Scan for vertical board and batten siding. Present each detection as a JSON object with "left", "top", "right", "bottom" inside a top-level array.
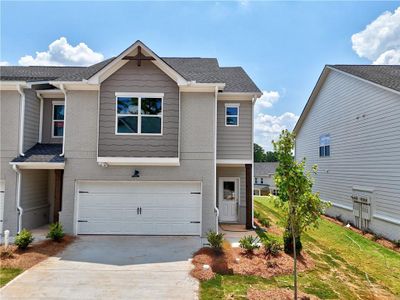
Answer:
[
  {"left": 217, "top": 100, "right": 252, "bottom": 160},
  {"left": 23, "top": 89, "right": 40, "bottom": 151},
  {"left": 98, "top": 61, "right": 179, "bottom": 157},
  {"left": 20, "top": 169, "right": 49, "bottom": 229},
  {"left": 295, "top": 70, "right": 400, "bottom": 238},
  {"left": 42, "top": 98, "right": 64, "bottom": 144}
]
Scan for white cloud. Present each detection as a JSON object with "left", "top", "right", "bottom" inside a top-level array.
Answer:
[
  {"left": 352, "top": 6, "right": 400, "bottom": 64},
  {"left": 0, "top": 61, "right": 9, "bottom": 66},
  {"left": 254, "top": 112, "right": 299, "bottom": 151},
  {"left": 18, "top": 37, "right": 104, "bottom": 66},
  {"left": 255, "top": 90, "right": 280, "bottom": 113}
]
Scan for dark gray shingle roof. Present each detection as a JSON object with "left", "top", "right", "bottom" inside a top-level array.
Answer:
[
  {"left": 0, "top": 57, "right": 260, "bottom": 93},
  {"left": 330, "top": 65, "right": 400, "bottom": 92},
  {"left": 12, "top": 144, "right": 64, "bottom": 163},
  {"left": 254, "top": 162, "right": 278, "bottom": 176}
]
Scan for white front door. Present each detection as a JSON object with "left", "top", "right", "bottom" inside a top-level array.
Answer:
[{"left": 219, "top": 177, "right": 239, "bottom": 222}]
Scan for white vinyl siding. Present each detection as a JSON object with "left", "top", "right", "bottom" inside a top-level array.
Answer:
[{"left": 295, "top": 70, "right": 400, "bottom": 233}]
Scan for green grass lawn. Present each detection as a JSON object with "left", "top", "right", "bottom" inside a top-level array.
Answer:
[
  {"left": 200, "top": 196, "right": 400, "bottom": 299},
  {"left": 0, "top": 268, "right": 22, "bottom": 287}
]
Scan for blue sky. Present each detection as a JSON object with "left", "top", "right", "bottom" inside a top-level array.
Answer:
[{"left": 1, "top": 1, "right": 399, "bottom": 150}]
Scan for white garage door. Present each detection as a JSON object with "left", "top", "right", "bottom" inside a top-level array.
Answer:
[{"left": 76, "top": 181, "right": 202, "bottom": 235}]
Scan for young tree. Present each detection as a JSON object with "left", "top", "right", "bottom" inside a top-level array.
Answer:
[{"left": 273, "top": 130, "right": 329, "bottom": 300}]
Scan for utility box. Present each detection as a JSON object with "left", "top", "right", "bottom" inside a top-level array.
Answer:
[{"left": 351, "top": 189, "right": 372, "bottom": 230}]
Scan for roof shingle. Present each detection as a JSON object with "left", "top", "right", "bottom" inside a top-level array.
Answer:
[{"left": 11, "top": 144, "right": 64, "bottom": 163}]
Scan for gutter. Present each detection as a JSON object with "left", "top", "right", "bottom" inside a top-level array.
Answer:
[
  {"left": 59, "top": 84, "right": 67, "bottom": 156},
  {"left": 16, "top": 84, "right": 25, "bottom": 156},
  {"left": 214, "top": 86, "right": 220, "bottom": 232},
  {"left": 251, "top": 95, "right": 257, "bottom": 229},
  {"left": 12, "top": 164, "right": 23, "bottom": 233}
]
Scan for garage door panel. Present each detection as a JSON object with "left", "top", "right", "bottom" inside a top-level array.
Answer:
[{"left": 77, "top": 181, "right": 201, "bottom": 235}]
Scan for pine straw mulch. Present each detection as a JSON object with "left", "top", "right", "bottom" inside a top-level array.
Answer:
[
  {"left": 247, "top": 287, "right": 319, "bottom": 300},
  {"left": 254, "top": 219, "right": 283, "bottom": 236},
  {"left": 323, "top": 215, "right": 400, "bottom": 253},
  {"left": 191, "top": 244, "right": 314, "bottom": 281},
  {"left": 0, "top": 236, "right": 75, "bottom": 270}
]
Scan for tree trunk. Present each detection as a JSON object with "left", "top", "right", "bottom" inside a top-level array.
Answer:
[{"left": 292, "top": 229, "right": 298, "bottom": 300}]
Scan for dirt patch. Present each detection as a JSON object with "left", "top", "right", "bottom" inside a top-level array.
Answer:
[
  {"left": 191, "top": 246, "right": 314, "bottom": 281},
  {"left": 0, "top": 236, "right": 75, "bottom": 270},
  {"left": 248, "top": 288, "right": 319, "bottom": 300},
  {"left": 323, "top": 215, "right": 400, "bottom": 253}
]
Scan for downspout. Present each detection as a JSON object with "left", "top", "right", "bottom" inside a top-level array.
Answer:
[
  {"left": 16, "top": 85, "right": 25, "bottom": 156},
  {"left": 59, "top": 84, "right": 67, "bottom": 156},
  {"left": 214, "top": 86, "right": 219, "bottom": 232},
  {"left": 251, "top": 95, "right": 256, "bottom": 229},
  {"left": 12, "top": 165, "right": 23, "bottom": 233},
  {"left": 37, "top": 94, "right": 44, "bottom": 143}
]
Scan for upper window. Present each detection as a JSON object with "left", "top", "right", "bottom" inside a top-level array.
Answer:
[
  {"left": 319, "top": 134, "right": 331, "bottom": 157},
  {"left": 115, "top": 93, "right": 163, "bottom": 135},
  {"left": 260, "top": 178, "right": 264, "bottom": 184},
  {"left": 52, "top": 101, "right": 64, "bottom": 138},
  {"left": 225, "top": 104, "right": 240, "bottom": 126}
]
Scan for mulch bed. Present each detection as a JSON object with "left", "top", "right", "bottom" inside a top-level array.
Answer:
[
  {"left": 0, "top": 236, "right": 75, "bottom": 270},
  {"left": 248, "top": 288, "right": 319, "bottom": 300},
  {"left": 254, "top": 219, "right": 283, "bottom": 236},
  {"left": 191, "top": 244, "right": 314, "bottom": 281},
  {"left": 323, "top": 215, "right": 400, "bottom": 253}
]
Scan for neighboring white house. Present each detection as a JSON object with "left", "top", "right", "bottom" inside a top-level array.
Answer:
[
  {"left": 254, "top": 162, "right": 278, "bottom": 196},
  {"left": 294, "top": 65, "right": 400, "bottom": 241}
]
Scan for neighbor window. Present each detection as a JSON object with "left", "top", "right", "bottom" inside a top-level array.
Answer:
[
  {"left": 319, "top": 134, "right": 331, "bottom": 157},
  {"left": 116, "top": 93, "right": 163, "bottom": 135},
  {"left": 255, "top": 177, "right": 258, "bottom": 184},
  {"left": 261, "top": 178, "right": 264, "bottom": 184},
  {"left": 225, "top": 104, "right": 240, "bottom": 126},
  {"left": 52, "top": 102, "right": 65, "bottom": 138}
]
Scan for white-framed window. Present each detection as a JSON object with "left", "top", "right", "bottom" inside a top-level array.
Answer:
[
  {"left": 319, "top": 134, "right": 331, "bottom": 157},
  {"left": 225, "top": 103, "right": 240, "bottom": 126},
  {"left": 52, "top": 101, "right": 65, "bottom": 138},
  {"left": 115, "top": 93, "right": 163, "bottom": 135}
]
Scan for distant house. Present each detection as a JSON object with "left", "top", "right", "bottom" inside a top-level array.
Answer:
[
  {"left": 294, "top": 65, "right": 400, "bottom": 241},
  {"left": 254, "top": 162, "right": 278, "bottom": 196}
]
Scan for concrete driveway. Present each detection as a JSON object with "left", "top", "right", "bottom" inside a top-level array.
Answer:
[{"left": 1, "top": 236, "right": 201, "bottom": 300}]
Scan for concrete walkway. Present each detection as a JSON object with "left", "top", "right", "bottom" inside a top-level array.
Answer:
[{"left": 1, "top": 236, "right": 201, "bottom": 300}]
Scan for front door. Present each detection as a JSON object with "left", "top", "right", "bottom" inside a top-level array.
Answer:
[{"left": 219, "top": 177, "right": 239, "bottom": 222}]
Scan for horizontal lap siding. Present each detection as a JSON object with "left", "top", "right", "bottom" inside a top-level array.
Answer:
[
  {"left": 217, "top": 101, "right": 252, "bottom": 160},
  {"left": 98, "top": 61, "right": 179, "bottom": 157},
  {"left": 295, "top": 70, "right": 400, "bottom": 222}
]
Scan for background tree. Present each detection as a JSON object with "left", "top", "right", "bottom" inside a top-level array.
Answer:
[
  {"left": 273, "top": 130, "right": 329, "bottom": 300},
  {"left": 254, "top": 143, "right": 278, "bottom": 162}
]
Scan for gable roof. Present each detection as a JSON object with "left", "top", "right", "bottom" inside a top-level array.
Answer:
[
  {"left": 1, "top": 40, "right": 261, "bottom": 93},
  {"left": 254, "top": 162, "right": 278, "bottom": 176},
  {"left": 294, "top": 64, "right": 400, "bottom": 134}
]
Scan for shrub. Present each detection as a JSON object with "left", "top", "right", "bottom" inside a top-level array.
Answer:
[
  {"left": 254, "top": 211, "right": 260, "bottom": 219},
  {"left": 239, "top": 235, "right": 260, "bottom": 253},
  {"left": 259, "top": 217, "right": 271, "bottom": 228},
  {"left": 283, "top": 229, "right": 302, "bottom": 255},
  {"left": 206, "top": 230, "right": 224, "bottom": 250},
  {"left": 14, "top": 229, "right": 34, "bottom": 250},
  {"left": 394, "top": 240, "right": 400, "bottom": 248},
  {"left": 371, "top": 233, "right": 383, "bottom": 242},
  {"left": 47, "top": 222, "right": 65, "bottom": 242},
  {"left": 262, "top": 238, "right": 282, "bottom": 257}
]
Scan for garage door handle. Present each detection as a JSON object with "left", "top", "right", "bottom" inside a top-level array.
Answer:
[
  {"left": 139, "top": 207, "right": 142, "bottom": 215},
  {"left": 190, "top": 221, "right": 200, "bottom": 223},
  {"left": 78, "top": 220, "right": 88, "bottom": 223},
  {"left": 137, "top": 207, "right": 139, "bottom": 215}
]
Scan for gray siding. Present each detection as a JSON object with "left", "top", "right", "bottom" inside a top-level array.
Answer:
[
  {"left": 217, "top": 100, "right": 252, "bottom": 160},
  {"left": 0, "top": 91, "right": 20, "bottom": 234},
  {"left": 20, "top": 169, "right": 49, "bottom": 229},
  {"left": 295, "top": 70, "right": 400, "bottom": 240},
  {"left": 60, "top": 90, "right": 216, "bottom": 236},
  {"left": 98, "top": 61, "right": 179, "bottom": 157},
  {"left": 217, "top": 166, "right": 246, "bottom": 224},
  {"left": 42, "top": 98, "right": 64, "bottom": 144},
  {"left": 23, "top": 89, "right": 40, "bottom": 151}
]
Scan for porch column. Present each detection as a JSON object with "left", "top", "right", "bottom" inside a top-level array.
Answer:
[{"left": 245, "top": 164, "right": 253, "bottom": 229}]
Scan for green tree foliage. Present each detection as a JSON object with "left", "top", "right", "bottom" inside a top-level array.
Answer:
[
  {"left": 273, "top": 129, "right": 330, "bottom": 300},
  {"left": 254, "top": 143, "right": 278, "bottom": 162}
]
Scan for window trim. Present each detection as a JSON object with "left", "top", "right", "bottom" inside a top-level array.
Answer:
[
  {"left": 114, "top": 93, "right": 164, "bottom": 136},
  {"left": 51, "top": 101, "right": 65, "bottom": 138},
  {"left": 319, "top": 134, "right": 331, "bottom": 157},
  {"left": 224, "top": 103, "right": 240, "bottom": 127}
]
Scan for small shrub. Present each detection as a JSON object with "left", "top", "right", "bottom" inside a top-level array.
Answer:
[
  {"left": 394, "top": 240, "right": 400, "bottom": 248},
  {"left": 259, "top": 217, "right": 271, "bottom": 228},
  {"left": 14, "top": 229, "right": 34, "bottom": 250},
  {"left": 254, "top": 211, "right": 260, "bottom": 219},
  {"left": 239, "top": 235, "right": 260, "bottom": 253},
  {"left": 47, "top": 222, "right": 65, "bottom": 242},
  {"left": 206, "top": 230, "right": 224, "bottom": 250},
  {"left": 0, "top": 248, "right": 14, "bottom": 259},
  {"left": 262, "top": 238, "right": 282, "bottom": 256},
  {"left": 371, "top": 233, "right": 383, "bottom": 242},
  {"left": 283, "top": 229, "right": 302, "bottom": 255}
]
